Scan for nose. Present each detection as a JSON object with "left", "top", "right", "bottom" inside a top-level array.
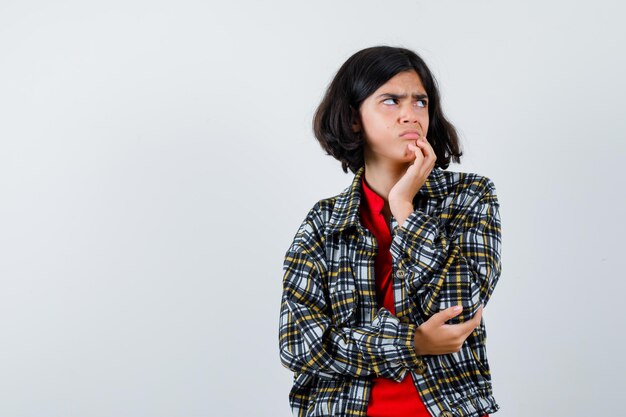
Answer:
[{"left": 399, "top": 102, "right": 420, "bottom": 123}]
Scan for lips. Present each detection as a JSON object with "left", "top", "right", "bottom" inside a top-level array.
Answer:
[
  {"left": 401, "top": 133, "right": 421, "bottom": 139},
  {"left": 400, "top": 129, "right": 422, "bottom": 139}
]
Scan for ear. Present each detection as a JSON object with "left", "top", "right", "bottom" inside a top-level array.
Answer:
[{"left": 350, "top": 106, "right": 361, "bottom": 133}]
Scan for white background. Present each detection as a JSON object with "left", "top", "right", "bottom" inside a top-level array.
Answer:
[{"left": 1, "top": 1, "right": 624, "bottom": 416}]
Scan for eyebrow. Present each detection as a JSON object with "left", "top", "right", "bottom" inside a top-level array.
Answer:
[{"left": 376, "top": 93, "right": 429, "bottom": 100}]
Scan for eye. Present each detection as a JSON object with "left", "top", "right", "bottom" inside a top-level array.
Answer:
[
  {"left": 416, "top": 99, "right": 428, "bottom": 108},
  {"left": 382, "top": 98, "right": 397, "bottom": 105}
]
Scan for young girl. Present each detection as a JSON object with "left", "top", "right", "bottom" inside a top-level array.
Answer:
[{"left": 278, "top": 46, "right": 502, "bottom": 417}]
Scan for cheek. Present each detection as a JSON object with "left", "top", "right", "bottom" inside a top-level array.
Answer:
[
  {"left": 422, "top": 116, "right": 430, "bottom": 133},
  {"left": 363, "top": 116, "right": 391, "bottom": 135}
]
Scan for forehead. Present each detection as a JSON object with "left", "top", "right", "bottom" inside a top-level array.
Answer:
[{"left": 373, "top": 70, "right": 426, "bottom": 95}]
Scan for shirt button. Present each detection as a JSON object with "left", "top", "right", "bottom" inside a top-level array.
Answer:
[
  {"left": 415, "top": 361, "right": 427, "bottom": 374},
  {"left": 395, "top": 269, "right": 406, "bottom": 279}
]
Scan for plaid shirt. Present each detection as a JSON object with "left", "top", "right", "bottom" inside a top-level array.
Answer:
[{"left": 278, "top": 165, "right": 502, "bottom": 417}]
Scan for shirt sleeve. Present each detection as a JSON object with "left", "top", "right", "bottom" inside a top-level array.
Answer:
[
  {"left": 389, "top": 179, "right": 502, "bottom": 324},
  {"left": 278, "top": 244, "right": 424, "bottom": 382}
]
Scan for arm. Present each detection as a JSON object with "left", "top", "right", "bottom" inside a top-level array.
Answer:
[
  {"left": 278, "top": 243, "right": 424, "bottom": 382},
  {"left": 389, "top": 179, "right": 502, "bottom": 324}
]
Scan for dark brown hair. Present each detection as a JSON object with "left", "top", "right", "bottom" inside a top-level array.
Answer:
[{"left": 312, "top": 45, "right": 462, "bottom": 174}]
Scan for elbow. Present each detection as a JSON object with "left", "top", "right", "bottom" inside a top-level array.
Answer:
[
  {"left": 481, "top": 259, "right": 502, "bottom": 307},
  {"left": 280, "top": 336, "right": 333, "bottom": 376},
  {"left": 279, "top": 346, "right": 300, "bottom": 373},
  {"left": 279, "top": 341, "right": 310, "bottom": 374}
]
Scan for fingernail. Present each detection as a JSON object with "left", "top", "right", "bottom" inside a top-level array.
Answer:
[{"left": 453, "top": 305, "right": 462, "bottom": 311}]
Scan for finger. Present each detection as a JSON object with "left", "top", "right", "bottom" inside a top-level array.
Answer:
[
  {"left": 407, "top": 144, "right": 425, "bottom": 164},
  {"left": 433, "top": 305, "right": 464, "bottom": 326},
  {"left": 418, "top": 137, "right": 432, "bottom": 153},
  {"left": 407, "top": 143, "right": 421, "bottom": 157},
  {"left": 467, "top": 306, "right": 484, "bottom": 336},
  {"left": 415, "top": 139, "right": 431, "bottom": 158},
  {"left": 411, "top": 139, "right": 424, "bottom": 155},
  {"left": 459, "top": 315, "right": 482, "bottom": 337},
  {"left": 418, "top": 138, "right": 437, "bottom": 166}
]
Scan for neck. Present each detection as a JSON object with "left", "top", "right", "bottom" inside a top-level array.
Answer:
[{"left": 362, "top": 159, "right": 412, "bottom": 218}]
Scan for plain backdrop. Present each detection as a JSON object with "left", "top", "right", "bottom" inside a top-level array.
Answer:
[{"left": 1, "top": 1, "right": 625, "bottom": 416}]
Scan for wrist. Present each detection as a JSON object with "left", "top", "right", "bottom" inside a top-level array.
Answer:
[
  {"left": 413, "top": 326, "right": 425, "bottom": 356},
  {"left": 390, "top": 200, "right": 414, "bottom": 228}
]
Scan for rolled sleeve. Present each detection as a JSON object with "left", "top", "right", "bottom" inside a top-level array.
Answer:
[
  {"left": 279, "top": 246, "right": 424, "bottom": 381},
  {"left": 389, "top": 181, "right": 502, "bottom": 324}
]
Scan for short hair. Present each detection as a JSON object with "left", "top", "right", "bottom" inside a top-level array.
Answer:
[{"left": 312, "top": 45, "right": 463, "bottom": 174}]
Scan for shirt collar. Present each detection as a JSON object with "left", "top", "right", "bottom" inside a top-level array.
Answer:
[
  {"left": 325, "top": 165, "right": 449, "bottom": 236},
  {"left": 360, "top": 174, "right": 385, "bottom": 215}
]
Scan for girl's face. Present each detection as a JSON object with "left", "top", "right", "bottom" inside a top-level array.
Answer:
[{"left": 353, "top": 70, "right": 429, "bottom": 165}]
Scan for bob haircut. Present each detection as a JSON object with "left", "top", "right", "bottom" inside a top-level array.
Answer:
[{"left": 313, "top": 45, "right": 462, "bottom": 174}]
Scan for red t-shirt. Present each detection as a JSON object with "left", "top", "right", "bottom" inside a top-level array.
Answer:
[{"left": 360, "top": 175, "right": 488, "bottom": 417}]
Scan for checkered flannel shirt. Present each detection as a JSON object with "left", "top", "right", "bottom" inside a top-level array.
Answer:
[{"left": 278, "top": 165, "right": 502, "bottom": 417}]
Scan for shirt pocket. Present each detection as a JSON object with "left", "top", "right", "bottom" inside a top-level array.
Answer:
[{"left": 328, "top": 255, "right": 358, "bottom": 327}]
